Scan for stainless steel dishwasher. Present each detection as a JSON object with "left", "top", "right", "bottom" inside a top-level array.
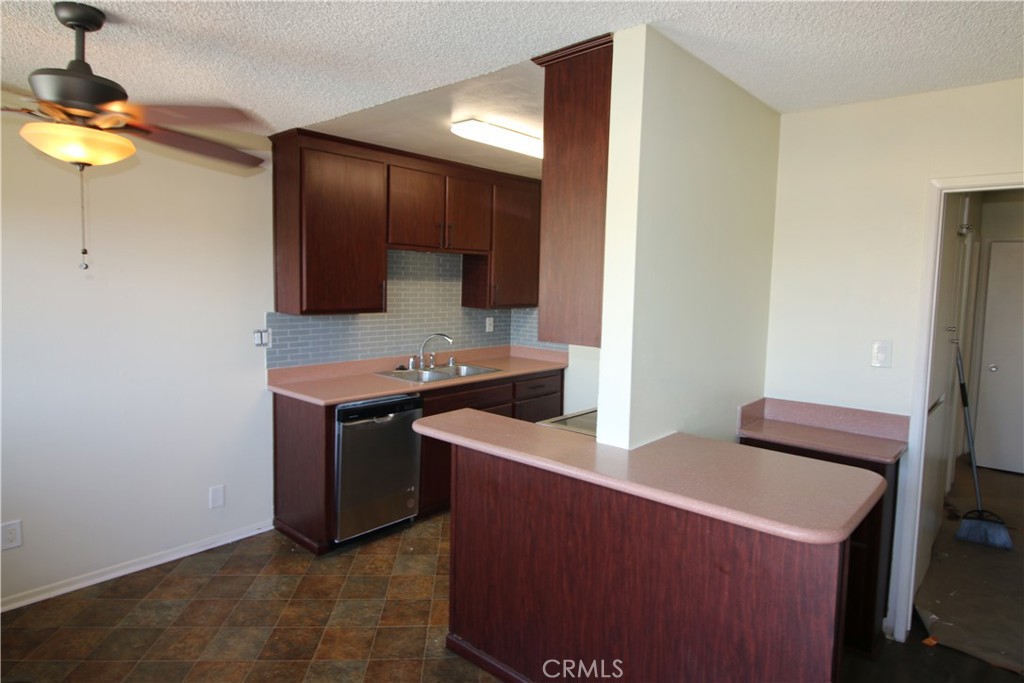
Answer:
[{"left": 334, "top": 393, "right": 422, "bottom": 543}]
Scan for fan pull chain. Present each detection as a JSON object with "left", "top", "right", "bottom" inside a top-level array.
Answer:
[{"left": 77, "top": 162, "right": 89, "bottom": 270}]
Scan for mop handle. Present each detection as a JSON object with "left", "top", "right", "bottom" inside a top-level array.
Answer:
[{"left": 955, "top": 344, "right": 984, "bottom": 511}]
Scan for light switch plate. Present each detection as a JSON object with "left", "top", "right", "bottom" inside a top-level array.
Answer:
[
  {"left": 871, "top": 340, "right": 893, "bottom": 368},
  {"left": 209, "top": 485, "right": 225, "bottom": 509}
]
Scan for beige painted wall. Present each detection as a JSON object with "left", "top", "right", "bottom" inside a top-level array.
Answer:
[
  {"left": 766, "top": 79, "right": 1022, "bottom": 413},
  {"left": 1, "top": 115, "right": 275, "bottom": 605},
  {"left": 767, "top": 78, "right": 1023, "bottom": 638},
  {"left": 598, "top": 25, "right": 779, "bottom": 447}
]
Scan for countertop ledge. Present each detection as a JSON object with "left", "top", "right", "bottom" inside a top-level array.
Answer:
[
  {"left": 738, "top": 398, "right": 909, "bottom": 464},
  {"left": 415, "top": 409, "right": 886, "bottom": 545},
  {"left": 267, "top": 347, "right": 567, "bottom": 406}
]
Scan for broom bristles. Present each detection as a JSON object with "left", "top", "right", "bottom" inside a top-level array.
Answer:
[{"left": 955, "top": 511, "right": 1014, "bottom": 550}]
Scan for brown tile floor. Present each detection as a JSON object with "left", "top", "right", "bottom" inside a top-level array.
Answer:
[
  {"left": 1, "top": 513, "right": 497, "bottom": 683},
  {"left": 4, "top": 509, "right": 1019, "bottom": 683}
]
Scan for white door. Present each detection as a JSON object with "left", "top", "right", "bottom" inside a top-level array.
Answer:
[{"left": 974, "top": 241, "right": 1024, "bottom": 473}]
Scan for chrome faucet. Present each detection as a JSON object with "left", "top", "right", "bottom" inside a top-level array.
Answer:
[{"left": 417, "top": 333, "right": 453, "bottom": 369}]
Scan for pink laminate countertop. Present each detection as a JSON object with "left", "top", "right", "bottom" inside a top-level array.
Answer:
[
  {"left": 414, "top": 409, "right": 886, "bottom": 545},
  {"left": 267, "top": 347, "right": 567, "bottom": 406},
  {"left": 738, "top": 398, "right": 908, "bottom": 464}
]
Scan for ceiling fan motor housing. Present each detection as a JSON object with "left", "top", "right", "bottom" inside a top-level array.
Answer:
[
  {"left": 29, "top": 2, "right": 128, "bottom": 111},
  {"left": 29, "top": 67, "right": 127, "bottom": 112}
]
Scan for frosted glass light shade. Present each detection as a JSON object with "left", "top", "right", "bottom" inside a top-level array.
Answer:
[
  {"left": 450, "top": 119, "right": 542, "bottom": 159},
  {"left": 20, "top": 122, "right": 135, "bottom": 166}
]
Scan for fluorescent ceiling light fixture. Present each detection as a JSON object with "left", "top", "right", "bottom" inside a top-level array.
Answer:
[
  {"left": 450, "top": 119, "right": 542, "bottom": 159},
  {"left": 20, "top": 121, "right": 135, "bottom": 166}
]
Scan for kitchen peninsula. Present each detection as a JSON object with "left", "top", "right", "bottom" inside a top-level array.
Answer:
[{"left": 414, "top": 409, "right": 886, "bottom": 683}]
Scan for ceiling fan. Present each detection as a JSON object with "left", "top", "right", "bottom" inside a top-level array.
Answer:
[{"left": 3, "top": 1, "right": 263, "bottom": 168}]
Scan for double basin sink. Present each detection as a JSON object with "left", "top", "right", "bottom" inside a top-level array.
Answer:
[{"left": 377, "top": 364, "right": 499, "bottom": 384}]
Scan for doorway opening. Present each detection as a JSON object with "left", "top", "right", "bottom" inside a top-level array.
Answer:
[{"left": 915, "top": 188, "right": 1022, "bottom": 671}]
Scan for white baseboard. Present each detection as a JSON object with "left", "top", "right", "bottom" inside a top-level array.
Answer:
[{"left": 0, "top": 519, "right": 275, "bottom": 612}]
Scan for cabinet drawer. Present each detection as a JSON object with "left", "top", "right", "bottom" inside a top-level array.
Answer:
[
  {"left": 515, "top": 393, "right": 563, "bottom": 423},
  {"left": 424, "top": 384, "right": 514, "bottom": 415},
  {"left": 484, "top": 403, "right": 514, "bottom": 418},
  {"left": 514, "top": 373, "right": 562, "bottom": 401}
]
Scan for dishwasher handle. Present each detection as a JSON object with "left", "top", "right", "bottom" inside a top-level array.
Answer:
[
  {"left": 341, "top": 413, "right": 401, "bottom": 427},
  {"left": 336, "top": 394, "right": 422, "bottom": 423}
]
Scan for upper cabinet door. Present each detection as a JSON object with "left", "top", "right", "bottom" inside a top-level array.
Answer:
[
  {"left": 492, "top": 184, "right": 541, "bottom": 307},
  {"left": 388, "top": 165, "right": 445, "bottom": 249},
  {"left": 446, "top": 177, "right": 493, "bottom": 252},
  {"left": 300, "top": 148, "right": 387, "bottom": 313}
]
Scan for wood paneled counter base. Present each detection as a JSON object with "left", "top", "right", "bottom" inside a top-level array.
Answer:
[
  {"left": 414, "top": 410, "right": 886, "bottom": 683},
  {"left": 737, "top": 398, "right": 909, "bottom": 657}
]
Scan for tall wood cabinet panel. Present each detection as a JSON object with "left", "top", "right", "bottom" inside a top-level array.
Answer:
[
  {"left": 462, "top": 182, "right": 541, "bottom": 308},
  {"left": 533, "top": 35, "right": 612, "bottom": 347},
  {"left": 271, "top": 131, "right": 388, "bottom": 315}
]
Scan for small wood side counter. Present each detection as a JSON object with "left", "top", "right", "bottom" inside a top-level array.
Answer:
[
  {"left": 415, "top": 409, "right": 886, "bottom": 683},
  {"left": 738, "top": 398, "right": 909, "bottom": 656}
]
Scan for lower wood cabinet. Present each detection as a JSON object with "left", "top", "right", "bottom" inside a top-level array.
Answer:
[
  {"left": 272, "top": 369, "right": 565, "bottom": 552},
  {"left": 418, "top": 370, "right": 563, "bottom": 516},
  {"left": 272, "top": 394, "right": 336, "bottom": 554},
  {"left": 739, "top": 437, "right": 899, "bottom": 656}
]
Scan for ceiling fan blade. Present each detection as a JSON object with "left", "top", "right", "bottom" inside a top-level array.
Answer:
[
  {"left": 120, "top": 124, "right": 263, "bottom": 167},
  {"left": 88, "top": 112, "right": 131, "bottom": 129},
  {"left": 1, "top": 106, "right": 48, "bottom": 121},
  {"left": 100, "top": 102, "right": 254, "bottom": 127},
  {"left": 37, "top": 101, "right": 73, "bottom": 123}
]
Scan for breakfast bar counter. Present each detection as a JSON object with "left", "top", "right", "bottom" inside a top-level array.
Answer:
[{"left": 414, "top": 410, "right": 885, "bottom": 682}]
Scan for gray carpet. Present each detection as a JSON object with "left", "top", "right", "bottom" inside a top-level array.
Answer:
[{"left": 915, "top": 455, "right": 1023, "bottom": 673}]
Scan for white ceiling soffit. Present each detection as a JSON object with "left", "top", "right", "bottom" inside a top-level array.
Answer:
[{"left": 1, "top": 2, "right": 1020, "bottom": 176}]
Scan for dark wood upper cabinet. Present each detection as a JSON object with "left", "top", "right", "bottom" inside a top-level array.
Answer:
[
  {"left": 445, "top": 176, "right": 492, "bottom": 251},
  {"left": 388, "top": 170, "right": 492, "bottom": 253},
  {"left": 533, "top": 35, "right": 613, "bottom": 347},
  {"left": 273, "top": 129, "right": 541, "bottom": 314},
  {"left": 271, "top": 131, "right": 388, "bottom": 315},
  {"left": 388, "top": 165, "right": 445, "bottom": 249},
  {"left": 462, "top": 182, "right": 541, "bottom": 308}
]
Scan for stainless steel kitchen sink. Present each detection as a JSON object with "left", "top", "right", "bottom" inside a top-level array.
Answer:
[
  {"left": 376, "top": 364, "right": 498, "bottom": 383},
  {"left": 377, "top": 368, "right": 453, "bottom": 383},
  {"left": 439, "top": 364, "right": 498, "bottom": 377}
]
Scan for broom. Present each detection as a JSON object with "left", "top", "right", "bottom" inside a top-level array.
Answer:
[{"left": 953, "top": 344, "right": 1013, "bottom": 550}]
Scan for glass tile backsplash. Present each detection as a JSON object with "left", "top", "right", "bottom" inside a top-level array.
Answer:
[{"left": 265, "top": 250, "right": 564, "bottom": 369}]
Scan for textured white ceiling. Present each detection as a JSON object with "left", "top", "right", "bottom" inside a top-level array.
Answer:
[{"left": 1, "top": 1, "right": 1021, "bottom": 174}]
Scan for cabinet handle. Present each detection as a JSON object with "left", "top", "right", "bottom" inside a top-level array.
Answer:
[
  {"left": 381, "top": 280, "right": 387, "bottom": 309},
  {"left": 446, "top": 223, "right": 453, "bottom": 248}
]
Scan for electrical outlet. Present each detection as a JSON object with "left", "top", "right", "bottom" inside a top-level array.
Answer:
[
  {"left": 485, "top": 317, "right": 494, "bottom": 333},
  {"left": 209, "top": 485, "right": 225, "bottom": 509},
  {"left": 2, "top": 521, "right": 23, "bottom": 550}
]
